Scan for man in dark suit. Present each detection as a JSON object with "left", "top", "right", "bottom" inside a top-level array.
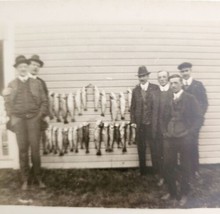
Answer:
[
  {"left": 156, "top": 70, "right": 173, "bottom": 186},
  {"left": 3, "top": 55, "right": 48, "bottom": 190},
  {"left": 130, "top": 66, "right": 159, "bottom": 176},
  {"left": 161, "top": 74, "right": 203, "bottom": 206},
  {"left": 178, "top": 62, "right": 208, "bottom": 178}
]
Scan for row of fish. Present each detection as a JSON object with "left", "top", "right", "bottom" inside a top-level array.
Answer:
[
  {"left": 42, "top": 123, "right": 90, "bottom": 156},
  {"left": 94, "top": 120, "right": 136, "bottom": 156},
  {"left": 48, "top": 86, "right": 132, "bottom": 123},
  {"left": 42, "top": 121, "right": 137, "bottom": 156}
]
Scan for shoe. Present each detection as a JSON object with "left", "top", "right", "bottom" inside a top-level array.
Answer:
[
  {"left": 38, "top": 180, "right": 46, "bottom": 189},
  {"left": 179, "top": 196, "right": 188, "bottom": 206},
  {"left": 157, "top": 178, "right": 164, "bottom": 187},
  {"left": 161, "top": 193, "right": 171, "bottom": 201},
  {"left": 21, "top": 181, "right": 28, "bottom": 191}
]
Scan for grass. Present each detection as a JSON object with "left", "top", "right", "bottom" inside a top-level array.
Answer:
[{"left": 0, "top": 165, "right": 220, "bottom": 208}]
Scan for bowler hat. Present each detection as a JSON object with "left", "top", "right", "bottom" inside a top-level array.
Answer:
[
  {"left": 28, "top": 55, "right": 44, "bottom": 67},
  {"left": 177, "top": 62, "right": 192, "bottom": 70},
  {"left": 137, "top": 66, "right": 151, "bottom": 77},
  {"left": 13, "top": 55, "right": 28, "bottom": 67}
]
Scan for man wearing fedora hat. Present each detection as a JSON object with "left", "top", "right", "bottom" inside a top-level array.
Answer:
[
  {"left": 3, "top": 55, "right": 48, "bottom": 190},
  {"left": 178, "top": 62, "right": 208, "bottom": 178},
  {"left": 130, "top": 66, "right": 159, "bottom": 176}
]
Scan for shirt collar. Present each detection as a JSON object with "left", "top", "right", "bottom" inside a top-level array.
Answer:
[
  {"left": 173, "top": 89, "right": 184, "bottom": 100},
  {"left": 28, "top": 73, "right": 37, "bottom": 79},
  {"left": 159, "top": 83, "right": 170, "bottom": 92},
  {"left": 183, "top": 77, "right": 193, "bottom": 86},
  {"left": 18, "top": 75, "right": 29, "bottom": 82},
  {"left": 140, "top": 82, "right": 149, "bottom": 91}
]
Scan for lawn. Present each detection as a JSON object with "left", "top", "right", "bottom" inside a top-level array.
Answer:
[{"left": 0, "top": 165, "right": 220, "bottom": 208}]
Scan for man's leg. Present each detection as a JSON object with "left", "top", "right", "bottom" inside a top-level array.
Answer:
[{"left": 191, "top": 131, "right": 200, "bottom": 175}]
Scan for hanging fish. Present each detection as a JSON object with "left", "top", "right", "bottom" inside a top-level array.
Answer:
[
  {"left": 114, "top": 123, "right": 121, "bottom": 148},
  {"left": 54, "top": 93, "right": 62, "bottom": 122},
  {"left": 75, "top": 89, "right": 82, "bottom": 116},
  {"left": 45, "top": 125, "right": 53, "bottom": 154},
  {"left": 75, "top": 124, "right": 83, "bottom": 153},
  {"left": 42, "top": 130, "right": 47, "bottom": 155},
  {"left": 109, "top": 122, "right": 115, "bottom": 152},
  {"left": 63, "top": 127, "right": 69, "bottom": 154},
  {"left": 119, "top": 92, "right": 126, "bottom": 120},
  {"left": 72, "top": 126, "right": 78, "bottom": 153},
  {"left": 94, "top": 85, "right": 100, "bottom": 112},
  {"left": 102, "top": 122, "right": 110, "bottom": 152},
  {"left": 131, "top": 123, "right": 137, "bottom": 144},
  {"left": 119, "top": 122, "right": 127, "bottom": 153},
  {"left": 67, "top": 92, "right": 75, "bottom": 122},
  {"left": 94, "top": 120, "right": 103, "bottom": 156},
  {"left": 127, "top": 88, "right": 132, "bottom": 112},
  {"left": 100, "top": 90, "right": 107, "bottom": 117},
  {"left": 60, "top": 93, "right": 68, "bottom": 124},
  {"left": 52, "top": 126, "right": 58, "bottom": 154},
  {"left": 57, "top": 127, "right": 64, "bottom": 156},
  {"left": 83, "top": 122, "right": 90, "bottom": 154},
  {"left": 68, "top": 127, "right": 74, "bottom": 152},
  {"left": 110, "top": 92, "right": 118, "bottom": 121},
  {"left": 81, "top": 86, "right": 88, "bottom": 111},
  {"left": 48, "top": 91, "right": 55, "bottom": 120},
  {"left": 125, "top": 122, "right": 131, "bottom": 145}
]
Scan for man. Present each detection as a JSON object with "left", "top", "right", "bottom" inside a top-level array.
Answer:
[
  {"left": 3, "top": 55, "right": 48, "bottom": 190},
  {"left": 161, "top": 74, "right": 203, "bottom": 206},
  {"left": 130, "top": 66, "right": 159, "bottom": 176},
  {"left": 28, "top": 55, "right": 50, "bottom": 155},
  {"left": 178, "top": 62, "right": 208, "bottom": 177},
  {"left": 156, "top": 70, "right": 173, "bottom": 186}
]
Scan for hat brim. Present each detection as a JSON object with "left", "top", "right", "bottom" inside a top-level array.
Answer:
[
  {"left": 28, "top": 59, "right": 44, "bottom": 67},
  {"left": 13, "top": 60, "right": 29, "bottom": 67},
  {"left": 137, "top": 72, "right": 151, "bottom": 76}
]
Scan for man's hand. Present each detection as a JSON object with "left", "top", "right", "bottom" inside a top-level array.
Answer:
[
  {"left": 44, "top": 116, "right": 50, "bottom": 123},
  {"left": 2, "top": 88, "right": 12, "bottom": 96}
]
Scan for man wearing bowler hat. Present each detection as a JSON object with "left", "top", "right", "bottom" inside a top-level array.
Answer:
[
  {"left": 3, "top": 55, "right": 48, "bottom": 190},
  {"left": 130, "top": 66, "right": 159, "bottom": 175},
  {"left": 178, "top": 62, "right": 208, "bottom": 178}
]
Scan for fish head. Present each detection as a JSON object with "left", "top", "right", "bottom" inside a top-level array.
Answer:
[{"left": 127, "top": 89, "right": 132, "bottom": 94}]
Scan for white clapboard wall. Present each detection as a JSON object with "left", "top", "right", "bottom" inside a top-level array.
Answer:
[{"left": 14, "top": 23, "right": 220, "bottom": 168}]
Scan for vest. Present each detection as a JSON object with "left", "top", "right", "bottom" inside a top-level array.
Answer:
[{"left": 141, "top": 89, "right": 152, "bottom": 125}]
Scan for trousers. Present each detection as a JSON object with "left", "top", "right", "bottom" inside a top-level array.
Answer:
[{"left": 191, "top": 131, "right": 200, "bottom": 173}]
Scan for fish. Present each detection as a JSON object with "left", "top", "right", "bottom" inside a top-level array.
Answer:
[
  {"left": 48, "top": 91, "right": 55, "bottom": 120},
  {"left": 45, "top": 125, "right": 53, "bottom": 154},
  {"left": 94, "top": 85, "right": 100, "bottom": 112},
  {"left": 52, "top": 126, "right": 58, "bottom": 154},
  {"left": 42, "top": 130, "right": 47, "bottom": 155},
  {"left": 102, "top": 122, "right": 110, "bottom": 152},
  {"left": 67, "top": 92, "right": 75, "bottom": 122},
  {"left": 110, "top": 92, "right": 118, "bottom": 121},
  {"left": 54, "top": 93, "right": 62, "bottom": 122},
  {"left": 100, "top": 90, "right": 107, "bottom": 117},
  {"left": 75, "top": 89, "right": 82, "bottom": 116},
  {"left": 76, "top": 124, "right": 83, "bottom": 153},
  {"left": 94, "top": 120, "right": 103, "bottom": 156},
  {"left": 131, "top": 123, "right": 137, "bottom": 144},
  {"left": 63, "top": 127, "right": 69, "bottom": 154},
  {"left": 57, "top": 127, "right": 64, "bottom": 156},
  {"left": 83, "top": 122, "right": 90, "bottom": 154},
  {"left": 127, "top": 89, "right": 132, "bottom": 112},
  {"left": 114, "top": 123, "right": 121, "bottom": 148},
  {"left": 125, "top": 122, "right": 131, "bottom": 145},
  {"left": 119, "top": 122, "right": 127, "bottom": 153},
  {"left": 119, "top": 92, "right": 126, "bottom": 120},
  {"left": 81, "top": 86, "right": 88, "bottom": 111},
  {"left": 60, "top": 93, "right": 68, "bottom": 124},
  {"left": 72, "top": 126, "right": 78, "bottom": 153},
  {"left": 68, "top": 127, "right": 74, "bottom": 152},
  {"left": 109, "top": 122, "right": 115, "bottom": 152}
]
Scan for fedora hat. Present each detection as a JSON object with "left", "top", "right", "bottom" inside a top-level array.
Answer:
[
  {"left": 28, "top": 55, "right": 44, "bottom": 67},
  {"left": 13, "top": 55, "right": 28, "bottom": 67},
  {"left": 137, "top": 66, "right": 151, "bottom": 77}
]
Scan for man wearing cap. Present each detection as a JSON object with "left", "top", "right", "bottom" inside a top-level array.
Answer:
[
  {"left": 156, "top": 70, "right": 173, "bottom": 186},
  {"left": 178, "top": 62, "right": 208, "bottom": 178},
  {"left": 3, "top": 55, "right": 48, "bottom": 190},
  {"left": 161, "top": 74, "right": 203, "bottom": 205},
  {"left": 130, "top": 66, "right": 159, "bottom": 176}
]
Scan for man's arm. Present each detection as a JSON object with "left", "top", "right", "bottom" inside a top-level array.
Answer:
[
  {"left": 198, "top": 82, "right": 208, "bottom": 116},
  {"left": 38, "top": 81, "right": 49, "bottom": 118},
  {"left": 130, "top": 89, "right": 136, "bottom": 124}
]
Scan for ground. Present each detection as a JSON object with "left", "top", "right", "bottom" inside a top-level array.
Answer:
[{"left": 0, "top": 165, "right": 220, "bottom": 208}]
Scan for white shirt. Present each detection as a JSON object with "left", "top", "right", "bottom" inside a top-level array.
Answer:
[
  {"left": 140, "top": 82, "right": 149, "bottom": 91},
  {"left": 159, "top": 83, "right": 170, "bottom": 92},
  {"left": 183, "top": 77, "right": 193, "bottom": 86},
  {"left": 173, "top": 89, "right": 184, "bottom": 100},
  {"left": 18, "top": 75, "right": 29, "bottom": 82},
  {"left": 28, "top": 73, "right": 37, "bottom": 79}
]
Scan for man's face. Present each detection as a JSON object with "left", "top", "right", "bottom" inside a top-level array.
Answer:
[
  {"left": 170, "top": 77, "right": 183, "bottom": 93},
  {"left": 138, "top": 74, "right": 149, "bottom": 84},
  {"left": 158, "top": 71, "right": 169, "bottom": 86},
  {"left": 29, "top": 61, "right": 41, "bottom": 76},
  {"left": 16, "top": 63, "right": 28, "bottom": 77},
  {"left": 180, "top": 68, "right": 191, "bottom": 80}
]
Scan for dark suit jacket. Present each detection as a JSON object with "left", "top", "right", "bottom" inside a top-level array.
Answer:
[
  {"left": 130, "top": 83, "right": 159, "bottom": 139},
  {"left": 184, "top": 79, "right": 208, "bottom": 116},
  {"left": 37, "top": 77, "right": 49, "bottom": 96},
  {"left": 162, "top": 91, "right": 203, "bottom": 137}
]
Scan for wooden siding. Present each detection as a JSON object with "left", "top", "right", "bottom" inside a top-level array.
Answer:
[{"left": 15, "top": 23, "right": 220, "bottom": 168}]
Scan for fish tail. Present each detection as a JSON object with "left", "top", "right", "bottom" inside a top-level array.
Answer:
[
  {"left": 75, "top": 148, "right": 78, "bottom": 153},
  {"left": 78, "top": 113, "right": 82, "bottom": 116},
  {"left": 84, "top": 108, "right": 87, "bottom": 111},
  {"left": 86, "top": 150, "right": 89, "bottom": 154},
  {"left": 122, "top": 147, "right": 127, "bottom": 153},
  {"left": 121, "top": 116, "right": 125, "bottom": 120},
  {"left": 101, "top": 113, "right": 105, "bottom": 117},
  {"left": 96, "top": 150, "right": 101, "bottom": 156},
  {"left": 94, "top": 109, "right": 98, "bottom": 112}
]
